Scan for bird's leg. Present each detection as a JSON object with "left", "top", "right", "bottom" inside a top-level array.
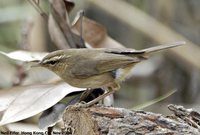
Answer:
[
  {"left": 78, "top": 83, "right": 120, "bottom": 108},
  {"left": 80, "top": 89, "right": 115, "bottom": 107},
  {"left": 79, "top": 88, "right": 93, "bottom": 103}
]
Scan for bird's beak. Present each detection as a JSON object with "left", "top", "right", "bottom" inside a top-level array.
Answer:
[{"left": 30, "top": 61, "right": 42, "bottom": 68}]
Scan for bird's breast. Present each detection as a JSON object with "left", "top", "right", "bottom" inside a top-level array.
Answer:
[{"left": 62, "top": 73, "right": 115, "bottom": 89}]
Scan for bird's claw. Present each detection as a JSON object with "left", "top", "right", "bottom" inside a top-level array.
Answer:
[{"left": 74, "top": 101, "right": 90, "bottom": 108}]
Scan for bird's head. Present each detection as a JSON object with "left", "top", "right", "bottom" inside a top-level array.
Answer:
[{"left": 34, "top": 50, "right": 70, "bottom": 75}]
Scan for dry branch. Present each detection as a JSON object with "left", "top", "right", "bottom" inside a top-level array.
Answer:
[{"left": 62, "top": 104, "right": 200, "bottom": 135}]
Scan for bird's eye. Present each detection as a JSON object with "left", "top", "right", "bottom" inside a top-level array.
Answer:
[{"left": 47, "top": 60, "right": 57, "bottom": 65}]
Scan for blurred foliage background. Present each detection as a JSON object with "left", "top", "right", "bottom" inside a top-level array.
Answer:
[{"left": 0, "top": 0, "right": 200, "bottom": 116}]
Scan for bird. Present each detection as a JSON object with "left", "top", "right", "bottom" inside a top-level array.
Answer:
[{"left": 36, "top": 41, "right": 185, "bottom": 106}]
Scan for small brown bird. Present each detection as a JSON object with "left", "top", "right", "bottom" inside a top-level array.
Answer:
[{"left": 37, "top": 41, "right": 185, "bottom": 106}]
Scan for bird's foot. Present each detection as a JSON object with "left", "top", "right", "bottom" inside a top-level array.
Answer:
[
  {"left": 74, "top": 101, "right": 90, "bottom": 108},
  {"left": 73, "top": 90, "right": 116, "bottom": 108}
]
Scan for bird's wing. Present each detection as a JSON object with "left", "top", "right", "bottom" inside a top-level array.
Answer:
[
  {"left": 70, "top": 49, "right": 143, "bottom": 78},
  {"left": 70, "top": 41, "right": 184, "bottom": 78}
]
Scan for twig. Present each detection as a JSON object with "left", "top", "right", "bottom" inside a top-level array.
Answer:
[{"left": 27, "top": 0, "right": 48, "bottom": 21}]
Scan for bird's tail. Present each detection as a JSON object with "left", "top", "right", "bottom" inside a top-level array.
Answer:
[{"left": 139, "top": 41, "right": 185, "bottom": 54}]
